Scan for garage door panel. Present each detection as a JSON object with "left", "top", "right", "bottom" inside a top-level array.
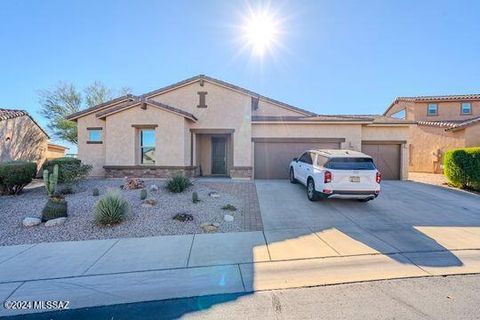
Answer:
[
  {"left": 254, "top": 142, "right": 340, "bottom": 179},
  {"left": 361, "top": 144, "right": 400, "bottom": 180}
]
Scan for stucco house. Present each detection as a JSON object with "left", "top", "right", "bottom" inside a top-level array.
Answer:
[
  {"left": 66, "top": 75, "right": 413, "bottom": 180},
  {"left": 0, "top": 108, "right": 68, "bottom": 169},
  {"left": 384, "top": 94, "right": 480, "bottom": 173}
]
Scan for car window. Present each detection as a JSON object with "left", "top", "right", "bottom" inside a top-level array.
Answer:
[
  {"left": 305, "top": 152, "right": 313, "bottom": 165},
  {"left": 298, "top": 153, "right": 309, "bottom": 163},
  {"left": 315, "top": 155, "right": 328, "bottom": 167},
  {"left": 324, "top": 157, "right": 376, "bottom": 170}
]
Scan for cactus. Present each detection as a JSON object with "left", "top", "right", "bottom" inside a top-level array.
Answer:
[
  {"left": 43, "top": 164, "right": 59, "bottom": 197},
  {"left": 140, "top": 189, "right": 148, "bottom": 200},
  {"left": 42, "top": 198, "right": 68, "bottom": 222},
  {"left": 192, "top": 191, "right": 200, "bottom": 203},
  {"left": 92, "top": 188, "right": 100, "bottom": 197}
]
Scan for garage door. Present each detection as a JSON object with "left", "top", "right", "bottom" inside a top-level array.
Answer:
[
  {"left": 361, "top": 143, "right": 401, "bottom": 180},
  {"left": 254, "top": 139, "right": 341, "bottom": 179}
]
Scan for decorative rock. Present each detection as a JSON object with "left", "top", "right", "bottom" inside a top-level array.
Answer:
[
  {"left": 208, "top": 192, "right": 220, "bottom": 198},
  {"left": 212, "top": 222, "right": 220, "bottom": 227},
  {"left": 224, "top": 214, "right": 234, "bottom": 222},
  {"left": 173, "top": 213, "right": 194, "bottom": 222},
  {"left": 23, "top": 217, "right": 41, "bottom": 227},
  {"left": 44, "top": 217, "right": 67, "bottom": 227},
  {"left": 201, "top": 223, "right": 219, "bottom": 233},
  {"left": 141, "top": 198, "right": 158, "bottom": 208},
  {"left": 149, "top": 184, "right": 159, "bottom": 192}
]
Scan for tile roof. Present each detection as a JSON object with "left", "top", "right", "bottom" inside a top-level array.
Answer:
[
  {"left": 95, "top": 98, "right": 197, "bottom": 122},
  {"left": 252, "top": 114, "right": 414, "bottom": 124},
  {"left": 417, "top": 115, "right": 480, "bottom": 131},
  {"left": 65, "top": 94, "right": 136, "bottom": 120},
  {"left": 384, "top": 93, "right": 480, "bottom": 115},
  {"left": 0, "top": 108, "right": 49, "bottom": 138}
]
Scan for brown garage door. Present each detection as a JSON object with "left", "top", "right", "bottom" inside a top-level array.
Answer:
[
  {"left": 254, "top": 139, "right": 341, "bottom": 179},
  {"left": 361, "top": 143, "right": 401, "bottom": 180}
]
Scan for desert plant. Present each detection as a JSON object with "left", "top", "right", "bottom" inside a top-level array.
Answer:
[
  {"left": 165, "top": 175, "right": 192, "bottom": 193},
  {"left": 41, "top": 196, "right": 68, "bottom": 221},
  {"left": 192, "top": 191, "right": 200, "bottom": 203},
  {"left": 444, "top": 147, "right": 480, "bottom": 191},
  {"left": 0, "top": 161, "right": 37, "bottom": 195},
  {"left": 92, "top": 188, "right": 100, "bottom": 196},
  {"left": 140, "top": 189, "right": 148, "bottom": 200},
  {"left": 173, "top": 213, "right": 194, "bottom": 222},
  {"left": 43, "top": 164, "right": 59, "bottom": 196},
  {"left": 95, "top": 191, "right": 130, "bottom": 226},
  {"left": 222, "top": 204, "right": 237, "bottom": 211},
  {"left": 42, "top": 157, "right": 92, "bottom": 186}
]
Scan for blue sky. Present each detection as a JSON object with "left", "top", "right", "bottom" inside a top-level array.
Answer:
[{"left": 1, "top": 0, "right": 479, "bottom": 148}]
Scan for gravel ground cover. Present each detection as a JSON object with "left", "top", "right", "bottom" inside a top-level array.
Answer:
[{"left": 0, "top": 179, "right": 261, "bottom": 246}]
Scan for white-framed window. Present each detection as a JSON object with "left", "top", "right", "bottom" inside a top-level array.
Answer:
[
  {"left": 140, "top": 129, "right": 155, "bottom": 164},
  {"left": 427, "top": 103, "right": 438, "bottom": 116},
  {"left": 461, "top": 102, "right": 472, "bottom": 115},
  {"left": 87, "top": 128, "right": 102, "bottom": 143}
]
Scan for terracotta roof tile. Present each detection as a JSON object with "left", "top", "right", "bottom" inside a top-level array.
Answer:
[
  {"left": 417, "top": 115, "right": 480, "bottom": 131},
  {"left": 0, "top": 108, "right": 49, "bottom": 138}
]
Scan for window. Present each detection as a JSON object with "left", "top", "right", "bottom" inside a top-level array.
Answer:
[
  {"left": 324, "top": 158, "right": 376, "bottom": 170},
  {"left": 427, "top": 103, "right": 438, "bottom": 116},
  {"left": 391, "top": 109, "right": 406, "bottom": 119},
  {"left": 87, "top": 128, "right": 102, "bottom": 143},
  {"left": 140, "top": 129, "right": 155, "bottom": 164},
  {"left": 315, "top": 155, "right": 328, "bottom": 167},
  {"left": 298, "top": 152, "right": 312, "bottom": 164},
  {"left": 461, "top": 102, "right": 472, "bottom": 115}
]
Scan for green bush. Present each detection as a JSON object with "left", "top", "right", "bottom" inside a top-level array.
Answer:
[
  {"left": 165, "top": 175, "right": 192, "bottom": 193},
  {"left": 444, "top": 147, "right": 480, "bottom": 191},
  {"left": 42, "top": 198, "right": 68, "bottom": 221},
  {"left": 140, "top": 189, "right": 147, "bottom": 200},
  {"left": 95, "top": 191, "right": 130, "bottom": 226},
  {"left": 192, "top": 191, "right": 200, "bottom": 203},
  {"left": 43, "top": 157, "right": 92, "bottom": 185},
  {"left": 92, "top": 188, "right": 100, "bottom": 196},
  {"left": 0, "top": 161, "right": 37, "bottom": 195},
  {"left": 222, "top": 204, "right": 237, "bottom": 211}
]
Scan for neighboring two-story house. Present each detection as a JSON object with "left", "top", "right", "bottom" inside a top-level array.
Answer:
[{"left": 384, "top": 94, "right": 480, "bottom": 173}]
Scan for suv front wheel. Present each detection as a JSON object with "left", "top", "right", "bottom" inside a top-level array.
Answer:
[
  {"left": 289, "top": 168, "right": 297, "bottom": 184},
  {"left": 307, "top": 178, "right": 319, "bottom": 201}
]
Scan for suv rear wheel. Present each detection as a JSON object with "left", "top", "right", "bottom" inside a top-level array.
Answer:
[
  {"left": 307, "top": 178, "right": 319, "bottom": 201},
  {"left": 289, "top": 168, "right": 297, "bottom": 184}
]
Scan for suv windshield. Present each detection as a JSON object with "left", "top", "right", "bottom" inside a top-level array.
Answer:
[{"left": 324, "top": 157, "right": 376, "bottom": 170}]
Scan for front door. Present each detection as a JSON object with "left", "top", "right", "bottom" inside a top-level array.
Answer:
[{"left": 211, "top": 137, "right": 226, "bottom": 175}]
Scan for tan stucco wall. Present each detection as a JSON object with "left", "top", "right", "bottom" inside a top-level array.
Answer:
[
  {"left": 252, "top": 123, "right": 363, "bottom": 150},
  {"left": 0, "top": 116, "right": 48, "bottom": 170},
  {"left": 105, "top": 106, "right": 187, "bottom": 167},
  {"left": 253, "top": 99, "right": 309, "bottom": 117},
  {"left": 465, "top": 124, "right": 480, "bottom": 147},
  {"left": 385, "top": 101, "right": 416, "bottom": 121},
  {"left": 409, "top": 125, "right": 465, "bottom": 173},
  {"left": 412, "top": 101, "right": 480, "bottom": 122},
  {"left": 361, "top": 125, "right": 410, "bottom": 180},
  {"left": 149, "top": 81, "right": 252, "bottom": 167},
  {"left": 77, "top": 113, "right": 106, "bottom": 176}
]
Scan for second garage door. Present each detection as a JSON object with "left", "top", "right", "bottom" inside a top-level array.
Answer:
[
  {"left": 254, "top": 139, "right": 341, "bottom": 179},
  {"left": 361, "top": 143, "right": 401, "bottom": 180}
]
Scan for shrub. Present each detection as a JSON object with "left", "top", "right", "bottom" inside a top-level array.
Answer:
[
  {"left": 222, "top": 204, "right": 237, "bottom": 211},
  {"left": 192, "top": 191, "right": 200, "bottom": 203},
  {"left": 140, "top": 189, "right": 147, "bottom": 200},
  {"left": 166, "top": 175, "right": 192, "bottom": 193},
  {"left": 43, "top": 157, "right": 92, "bottom": 185},
  {"left": 444, "top": 147, "right": 480, "bottom": 191},
  {"left": 0, "top": 161, "right": 37, "bottom": 195},
  {"left": 42, "top": 197, "right": 68, "bottom": 221},
  {"left": 95, "top": 191, "right": 130, "bottom": 226},
  {"left": 92, "top": 188, "right": 100, "bottom": 196}
]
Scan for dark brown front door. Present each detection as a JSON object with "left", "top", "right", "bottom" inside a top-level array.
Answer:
[
  {"left": 361, "top": 143, "right": 401, "bottom": 180},
  {"left": 211, "top": 137, "right": 226, "bottom": 175}
]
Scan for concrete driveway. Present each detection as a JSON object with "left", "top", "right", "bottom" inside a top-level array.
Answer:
[{"left": 256, "top": 180, "right": 480, "bottom": 267}]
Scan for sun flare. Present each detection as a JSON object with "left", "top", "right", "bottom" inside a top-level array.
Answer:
[{"left": 242, "top": 9, "right": 280, "bottom": 56}]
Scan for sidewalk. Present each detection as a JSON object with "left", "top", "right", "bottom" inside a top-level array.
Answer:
[{"left": 1, "top": 230, "right": 480, "bottom": 316}]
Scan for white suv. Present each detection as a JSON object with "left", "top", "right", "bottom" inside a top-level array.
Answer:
[{"left": 289, "top": 149, "right": 381, "bottom": 202}]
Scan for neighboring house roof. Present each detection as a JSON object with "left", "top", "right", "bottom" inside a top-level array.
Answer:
[
  {"left": 0, "top": 108, "right": 49, "bottom": 138},
  {"left": 142, "top": 74, "right": 317, "bottom": 117},
  {"left": 47, "top": 142, "right": 69, "bottom": 150},
  {"left": 95, "top": 98, "right": 197, "bottom": 122},
  {"left": 417, "top": 115, "right": 480, "bottom": 132},
  {"left": 65, "top": 94, "right": 136, "bottom": 121},
  {"left": 384, "top": 93, "right": 480, "bottom": 115}
]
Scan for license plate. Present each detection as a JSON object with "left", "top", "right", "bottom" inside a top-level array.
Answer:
[{"left": 350, "top": 176, "right": 360, "bottom": 183}]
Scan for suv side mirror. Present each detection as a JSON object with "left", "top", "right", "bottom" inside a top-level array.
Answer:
[{"left": 293, "top": 157, "right": 298, "bottom": 162}]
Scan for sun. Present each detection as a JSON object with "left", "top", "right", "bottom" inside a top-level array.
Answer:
[{"left": 241, "top": 9, "right": 280, "bottom": 56}]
